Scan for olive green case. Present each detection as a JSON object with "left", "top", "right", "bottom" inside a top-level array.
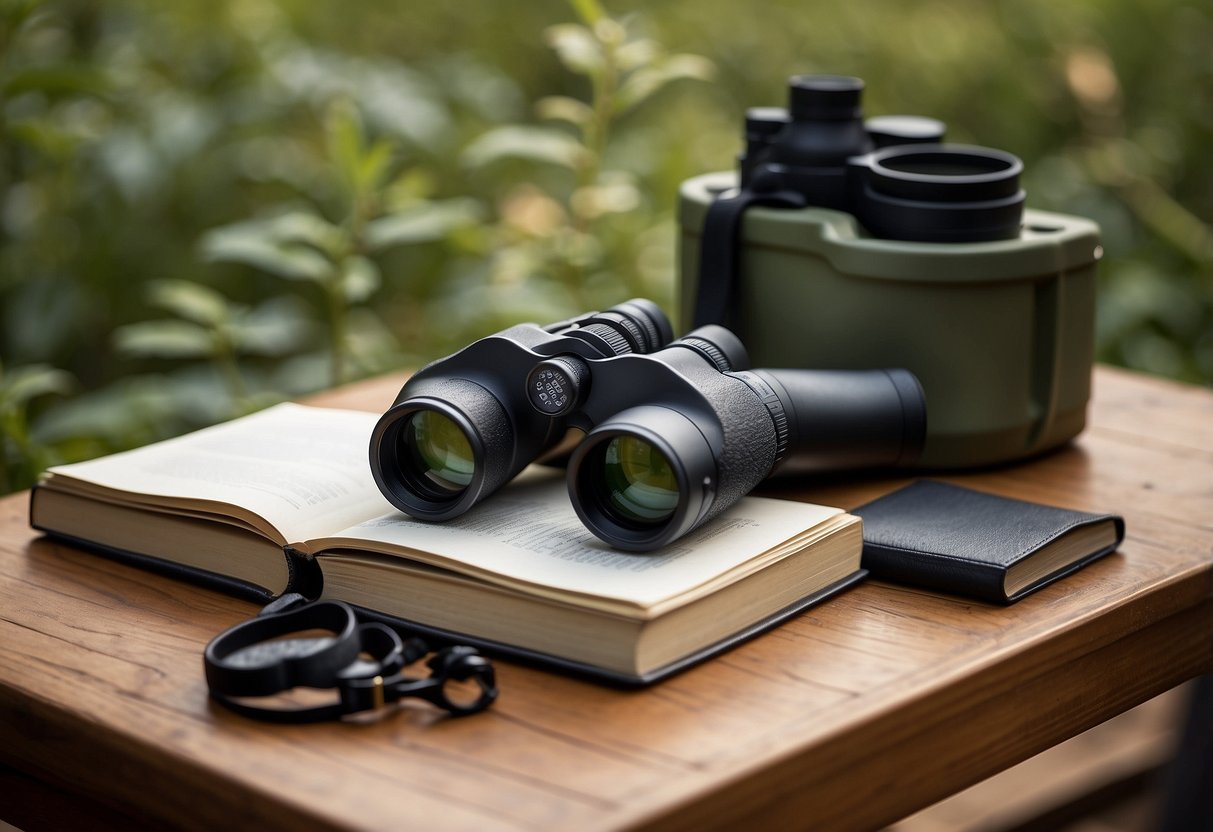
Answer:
[{"left": 678, "top": 171, "right": 1103, "bottom": 468}]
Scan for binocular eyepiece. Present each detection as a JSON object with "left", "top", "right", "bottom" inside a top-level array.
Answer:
[
  {"left": 738, "top": 74, "right": 1024, "bottom": 242},
  {"left": 694, "top": 74, "right": 1028, "bottom": 332},
  {"left": 369, "top": 301, "right": 926, "bottom": 552}
]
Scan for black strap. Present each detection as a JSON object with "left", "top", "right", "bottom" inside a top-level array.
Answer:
[
  {"left": 692, "top": 177, "right": 807, "bottom": 331},
  {"left": 204, "top": 598, "right": 497, "bottom": 722}
]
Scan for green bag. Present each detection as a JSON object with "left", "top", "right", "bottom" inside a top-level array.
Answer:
[{"left": 679, "top": 171, "right": 1101, "bottom": 468}]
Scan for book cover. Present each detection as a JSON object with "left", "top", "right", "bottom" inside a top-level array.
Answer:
[{"left": 853, "top": 480, "right": 1125, "bottom": 603}]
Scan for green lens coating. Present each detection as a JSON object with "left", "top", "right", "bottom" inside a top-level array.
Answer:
[
  {"left": 404, "top": 410, "right": 474, "bottom": 494},
  {"left": 602, "top": 436, "right": 679, "bottom": 525}
]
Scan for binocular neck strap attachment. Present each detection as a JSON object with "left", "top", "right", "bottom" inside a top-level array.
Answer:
[
  {"left": 693, "top": 179, "right": 806, "bottom": 331},
  {"left": 204, "top": 596, "right": 499, "bottom": 723}
]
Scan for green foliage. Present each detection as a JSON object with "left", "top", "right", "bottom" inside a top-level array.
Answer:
[
  {"left": 0, "top": 360, "right": 74, "bottom": 492},
  {"left": 1, "top": 0, "right": 1211, "bottom": 494}
]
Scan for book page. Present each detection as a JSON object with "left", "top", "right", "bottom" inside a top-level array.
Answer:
[
  {"left": 46, "top": 403, "right": 394, "bottom": 543},
  {"left": 318, "top": 468, "right": 844, "bottom": 610}
]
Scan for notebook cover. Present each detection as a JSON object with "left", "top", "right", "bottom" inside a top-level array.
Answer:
[
  {"left": 351, "top": 568, "right": 868, "bottom": 687},
  {"left": 853, "top": 480, "right": 1125, "bottom": 604}
]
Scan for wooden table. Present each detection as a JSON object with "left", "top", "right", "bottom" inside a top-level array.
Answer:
[{"left": 1, "top": 365, "right": 1211, "bottom": 831}]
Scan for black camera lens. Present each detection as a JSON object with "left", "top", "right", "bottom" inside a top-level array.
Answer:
[
  {"left": 400, "top": 410, "right": 475, "bottom": 497},
  {"left": 600, "top": 435, "right": 680, "bottom": 526}
]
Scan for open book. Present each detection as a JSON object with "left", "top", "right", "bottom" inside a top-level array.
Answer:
[{"left": 29, "top": 404, "right": 865, "bottom": 683}]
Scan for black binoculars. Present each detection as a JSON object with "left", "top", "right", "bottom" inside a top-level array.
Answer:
[
  {"left": 694, "top": 73, "right": 1026, "bottom": 330},
  {"left": 369, "top": 300, "right": 926, "bottom": 552}
]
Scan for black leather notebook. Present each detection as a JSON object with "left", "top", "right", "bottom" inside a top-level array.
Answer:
[{"left": 853, "top": 480, "right": 1125, "bottom": 603}]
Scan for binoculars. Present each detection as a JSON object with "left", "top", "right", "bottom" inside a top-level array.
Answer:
[
  {"left": 680, "top": 75, "right": 1101, "bottom": 468},
  {"left": 369, "top": 300, "right": 925, "bottom": 552},
  {"left": 694, "top": 74, "right": 1027, "bottom": 331}
]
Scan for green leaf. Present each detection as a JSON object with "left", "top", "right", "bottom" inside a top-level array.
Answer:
[
  {"left": 363, "top": 198, "right": 483, "bottom": 251},
  {"left": 567, "top": 0, "right": 605, "bottom": 26},
  {"left": 535, "top": 96, "right": 594, "bottom": 127},
  {"left": 200, "top": 224, "right": 332, "bottom": 282},
  {"left": 385, "top": 168, "right": 438, "bottom": 208},
  {"left": 113, "top": 321, "right": 216, "bottom": 359},
  {"left": 462, "top": 126, "right": 585, "bottom": 170},
  {"left": 570, "top": 180, "right": 641, "bottom": 220},
  {"left": 340, "top": 255, "right": 381, "bottom": 303},
  {"left": 356, "top": 139, "right": 396, "bottom": 196},
  {"left": 2, "top": 65, "right": 111, "bottom": 99},
  {"left": 0, "top": 365, "right": 74, "bottom": 412},
  {"left": 614, "top": 54, "right": 715, "bottom": 114},
  {"left": 5, "top": 119, "right": 79, "bottom": 159},
  {"left": 616, "top": 39, "right": 660, "bottom": 72},
  {"left": 544, "top": 24, "right": 604, "bottom": 77},
  {"left": 147, "top": 280, "right": 231, "bottom": 327},
  {"left": 231, "top": 297, "right": 316, "bottom": 357},
  {"left": 326, "top": 98, "right": 366, "bottom": 191},
  {"left": 265, "top": 212, "right": 346, "bottom": 257}
]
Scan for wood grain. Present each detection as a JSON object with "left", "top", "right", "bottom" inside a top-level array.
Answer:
[
  {"left": 1, "top": 365, "right": 1210, "bottom": 830},
  {"left": 890, "top": 684, "right": 1187, "bottom": 832}
]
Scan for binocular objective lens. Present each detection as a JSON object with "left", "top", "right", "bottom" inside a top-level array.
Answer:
[
  {"left": 403, "top": 410, "right": 475, "bottom": 495},
  {"left": 602, "top": 436, "right": 680, "bottom": 526}
]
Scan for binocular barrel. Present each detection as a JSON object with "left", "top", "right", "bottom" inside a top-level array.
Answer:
[
  {"left": 752, "top": 368, "right": 926, "bottom": 473},
  {"left": 732, "top": 73, "right": 1024, "bottom": 244},
  {"left": 369, "top": 299, "right": 673, "bottom": 521},
  {"left": 567, "top": 360, "right": 925, "bottom": 551},
  {"left": 369, "top": 307, "right": 927, "bottom": 552}
]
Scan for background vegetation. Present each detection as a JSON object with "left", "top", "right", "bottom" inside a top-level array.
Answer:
[{"left": 2, "top": 0, "right": 1210, "bottom": 492}]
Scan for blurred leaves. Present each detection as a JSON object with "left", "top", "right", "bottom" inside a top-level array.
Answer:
[
  {"left": 462, "top": 125, "right": 586, "bottom": 169},
  {"left": 1, "top": 360, "right": 74, "bottom": 493},
  {"left": 2, "top": 0, "right": 1211, "bottom": 494},
  {"left": 0, "top": 363, "right": 74, "bottom": 414},
  {"left": 452, "top": 2, "right": 713, "bottom": 328},
  {"left": 200, "top": 218, "right": 335, "bottom": 282},
  {"left": 546, "top": 24, "right": 605, "bottom": 77},
  {"left": 363, "top": 198, "right": 482, "bottom": 250},
  {"left": 148, "top": 280, "right": 230, "bottom": 328},
  {"left": 2, "top": 65, "right": 111, "bottom": 100},
  {"left": 115, "top": 320, "right": 216, "bottom": 359},
  {"left": 614, "top": 54, "right": 715, "bottom": 114}
]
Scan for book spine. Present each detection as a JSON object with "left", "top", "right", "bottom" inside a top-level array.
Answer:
[{"left": 861, "top": 543, "right": 1007, "bottom": 603}]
